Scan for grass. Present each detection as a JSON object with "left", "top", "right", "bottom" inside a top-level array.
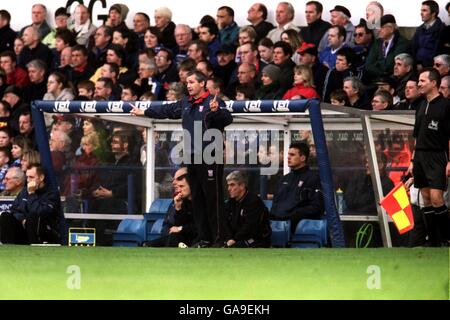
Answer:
[{"left": 0, "top": 246, "right": 448, "bottom": 300}]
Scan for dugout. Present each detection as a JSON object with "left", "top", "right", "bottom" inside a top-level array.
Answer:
[{"left": 20, "top": 99, "right": 435, "bottom": 247}]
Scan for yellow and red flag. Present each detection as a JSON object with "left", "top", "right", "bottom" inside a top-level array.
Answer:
[{"left": 380, "top": 182, "right": 414, "bottom": 234}]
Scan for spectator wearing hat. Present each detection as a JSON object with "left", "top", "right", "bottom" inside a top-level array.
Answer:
[
  {"left": 42, "top": 7, "right": 71, "bottom": 49},
  {"left": 214, "top": 43, "right": 237, "bottom": 87},
  {"left": 300, "top": 1, "right": 332, "bottom": 48},
  {"left": 0, "top": 51, "right": 30, "bottom": 89},
  {"left": 3, "top": 85, "right": 29, "bottom": 136},
  {"left": 267, "top": 2, "right": 299, "bottom": 43},
  {"left": 71, "top": 4, "right": 97, "bottom": 47},
  {"left": 17, "top": 25, "right": 52, "bottom": 70},
  {"left": 298, "top": 42, "right": 328, "bottom": 96},
  {"left": 318, "top": 5, "right": 355, "bottom": 53},
  {"left": 20, "top": 4, "right": 51, "bottom": 40},
  {"left": 246, "top": 3, "right": 275, "bottom": 43},
  {"left": 319, "top": 25, "right": 347, "bottom": 70},
  {"left": 373, "top": 76, "right": 400, "bottom": 106},
  {"left": 105, "top": 4, "right": 130, "bottom": 32},
  {"left": 272, "top": 41, "right": 296, "bottom": 96},
  {"left": 0, "top": 10, "right": 17, "bottom": 54},
  {"left": 255, "top": 64, "right": 283, "bottom": 100},
  {"left": 412, "top": 1, "right": 445, "bottom": 70},
  {"left": 154, "top": 7, "right": 176, "bottom": 49},
  {"left": 365, "top": 14, "right": 411, "bottom": 83},
  {"left": 283, "top": 65, "right": 320, "bottom": 100}
]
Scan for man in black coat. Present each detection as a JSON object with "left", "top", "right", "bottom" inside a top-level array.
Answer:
[
  {"left": 0, "top": 164, "right": 63, "bottom": 244},
  {"left": 0, "top": 10, "right": 17, "bottom": 53},
  {"left": 221, "top": 170, "right": 271, "bottom": 248},
  {"left": 300, "top": 1, "right": 332, "bottom": 47}
]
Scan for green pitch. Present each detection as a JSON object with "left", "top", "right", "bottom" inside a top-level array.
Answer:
[{"left": 0, "top": 246, "right": 448, "bottom": 300}]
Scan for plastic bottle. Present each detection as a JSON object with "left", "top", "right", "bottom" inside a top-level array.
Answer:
[{"left": 336, "top": 188, "right": 344, "bottom": 215}]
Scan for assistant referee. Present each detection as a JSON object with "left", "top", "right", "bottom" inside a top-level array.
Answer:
[{"left": 409, "top": 68, "right": 450, "bottom": 247}]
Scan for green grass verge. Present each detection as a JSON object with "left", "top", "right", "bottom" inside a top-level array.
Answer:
[{"left": 0, "top": 246, "right": 448, "bottom": 300}]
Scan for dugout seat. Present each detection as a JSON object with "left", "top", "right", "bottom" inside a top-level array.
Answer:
[
  {"left": 112, "top": 219, "right": 147, "bottom": 247},
  {"left": 290, "top": 219, "right": 328, "bottom": 248},
  {"left": 270, "top": 220, "right": 291, "bottom": 247},
  {"left": 113, "top": 199, "right": 173, "bottom": 246}
]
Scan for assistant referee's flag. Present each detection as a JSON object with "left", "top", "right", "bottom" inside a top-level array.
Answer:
[{"left": 380, "top": 182, "right": 414, "bottom": 234}]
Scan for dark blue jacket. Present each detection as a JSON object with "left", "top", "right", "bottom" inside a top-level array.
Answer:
[
  {"left": 144, "top": 92, "right": 233, "bottom": 159},
  {"left": 10, "top": 183, "right": 63, "bottom": 237},
  {"left": 270, "top": 166, "right": 324, "bottom": 229},
  {"left": 412, "top": 18, "right": 445, "bottom": 68}
]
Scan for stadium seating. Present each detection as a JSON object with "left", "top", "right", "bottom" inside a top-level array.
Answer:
[
  {"left": 113, "top": 198, "right": 172, "bottom": 246},
  {"left": 270, "top": 220, "right": 292, "bottom": 247},
  {"left": 290, "top": 219, "right": 328, "bottom": 248}
]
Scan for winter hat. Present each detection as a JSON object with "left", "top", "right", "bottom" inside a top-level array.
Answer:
[
  {"left": 262, "top": 64, "right": 281, "bottom": 82},
  {"left": 110, "top": 4, "right": 129, "bottom": 21}
]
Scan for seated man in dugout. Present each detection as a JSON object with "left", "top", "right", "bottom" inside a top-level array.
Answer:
[
  {"left": 143, "top": 167, "right": 197, "bottom": 247},
  {"left": 270, "top": 142, "right": 324, "bottom": 232},
  {"left": 0, "top": 164, "right": 63, "bottom": 244},
  {"left": 220, "top": 170, "right": 272, "bottom": 248}
]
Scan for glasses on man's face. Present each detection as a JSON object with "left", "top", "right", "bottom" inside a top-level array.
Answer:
[{"left": 354, "top": 33, "right": 364, "bottom": 37}]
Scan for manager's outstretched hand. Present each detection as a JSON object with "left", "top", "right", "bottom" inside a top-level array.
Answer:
[
  {"left": 129, "top": 103, "right": 144, "bottom": 116},
  {"left": 209, "top": 95, "right": 219, "bottom": 112}
]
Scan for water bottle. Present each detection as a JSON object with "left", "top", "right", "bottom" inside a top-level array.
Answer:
[{"left": 336, "top": 188, "right": 344, "bottom": 215}]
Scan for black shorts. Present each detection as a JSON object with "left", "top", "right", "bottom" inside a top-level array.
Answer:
[{"left": 413, "top": 150, "right": 448, "bottom": 190}]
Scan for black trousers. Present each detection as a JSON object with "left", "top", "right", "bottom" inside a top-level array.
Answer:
[
  {"left": 1, "top": 212, "right": 39, "bottom": 244},
  {"left": 187, "top": 164, "right": 224, "bottom": 243},
  {"left": 0, "top": 212, "right": 60, "bottom": 244}
]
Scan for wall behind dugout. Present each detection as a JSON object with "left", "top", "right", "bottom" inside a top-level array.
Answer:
[{"left": 3, "top": 0, "right": 450, "bottom": 32}]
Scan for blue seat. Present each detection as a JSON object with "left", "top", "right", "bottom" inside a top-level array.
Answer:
[
  {"left": 147, "top": 198, "right": 173, "bottom": 220},
  {"left": 147, "top": 219, "right": 165, "bottom": 241},
  {"left": 113, "top": 198, "right": 172, "bottom": 246},
  {"left": 113, "top": 219, "right": 147, "bottom": 247},
  {"left": 270, "top": 220, "right": 291, "bottom": 247},
  {"left": 263, "top": 200, "right": 273, "bottom": 211},
  {"left": 290, "top": 219, "right": 327, "bottom": 248}
]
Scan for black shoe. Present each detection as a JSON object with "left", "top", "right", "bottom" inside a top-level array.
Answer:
[
  {"left": 192, "top": 240, "right": 211, "bottom": 248},
  {"left": 211, "top": 241, "right": 227, "bottom": 248},
  {"left": 142, "top": 241, "right": 153, "bottom": 247}
]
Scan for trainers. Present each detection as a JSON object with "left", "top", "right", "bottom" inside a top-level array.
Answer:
[
  {"left": 192, "top": 240, "right": 211, "bottom": 248},
  {"left": 178, "top": 242, "right": 188, "bottom": 248}
]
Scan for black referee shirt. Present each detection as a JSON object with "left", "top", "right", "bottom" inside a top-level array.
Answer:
[{"left": 413, "top": 95, "right": 450, "bottom": 152}]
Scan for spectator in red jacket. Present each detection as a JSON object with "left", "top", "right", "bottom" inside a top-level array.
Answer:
[{"left": 283, "top": 65, "right": 320, "bottom": 100}]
